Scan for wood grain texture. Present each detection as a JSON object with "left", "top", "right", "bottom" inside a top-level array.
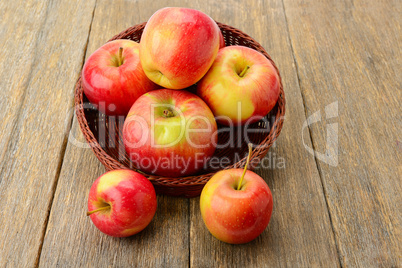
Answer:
[
  {"left": 282, "top": 0, "right": 402, "bottom": 266},
  {"left": 39, "top": 120, "right": 189, "bottom": 267},
  {"left": 3, "top": 0, "right": 399, "bottom": 267},
  {"left": 0, "top": 0, "right": 46, "bottom": 164},
  {"left": 39, "top": 1, "right": 191, "bottom": 266},
  {"left": 189, "top": 0, "right": 340, "bottom": 267},
  {"left": 0, "top": 0, "right": 96, "bottom": 267}
]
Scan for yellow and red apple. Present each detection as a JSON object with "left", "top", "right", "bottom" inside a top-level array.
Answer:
[
  {"left": 87, "top": 169, "right": 157, "bottom": 237},
  {"left": 82, "top": 39, "right": 158, "bottom": 115},
  {"left": 123, "top": 89, "right": 217, "bottom": 177},
  {"left": 139, "top": 7, "right": 221, "bottom": 89},
  {"left": 200, "top": 145, "right": 273, "bottom": 244},
  {"left": 197, "top": 45, "right": 280, "bottom": 125}
]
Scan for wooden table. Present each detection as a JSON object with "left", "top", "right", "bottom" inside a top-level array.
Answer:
[{"left": 0, "top": 0, "right": 400, "bottom": 267}]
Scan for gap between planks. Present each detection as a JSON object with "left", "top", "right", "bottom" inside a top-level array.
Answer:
[
  {"left": 0, "top": 2, "right": 52, "bottom": 175},
  {"left": 33, "top": 2, "right": 342, "bottom": 266},
  {"left": 34, "top": 1, "right": 98, "bottom": 267},
  {"left": 188, "top": 198, "right": 191, "bottom": 268},
  {"left": 280, "top": 0, "right": 343, "bottom": 267}
]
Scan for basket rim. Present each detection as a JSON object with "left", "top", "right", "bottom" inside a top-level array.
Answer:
[{"left": 75, "top": 21, "right": 286, "bottom": 186}]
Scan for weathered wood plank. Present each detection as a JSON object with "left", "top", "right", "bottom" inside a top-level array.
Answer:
[
  {"left": 39, "top": 1, "right": 190, "bottom": 266},
  {"left": 39, "top": 120, "right": 189, "bottom": 267},
  {"left": 0, "top": 0, "right": 96, "bottom": 267},
  {"left": 282, "top": 0, "right": 401, "bottom": 266},
  {"left": 189, "top": 0, "right": 340, "bottom": 267},
  {"left": 0, "top": 1, "right": 46, "bottom": 164}
]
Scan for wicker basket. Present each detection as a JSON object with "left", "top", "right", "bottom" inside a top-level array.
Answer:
[{"left": 75, "top": 22, "right": 285, "bottom": 198}]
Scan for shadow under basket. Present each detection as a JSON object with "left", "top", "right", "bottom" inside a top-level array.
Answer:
[{"left": 75, "top": 22, "right": 286, "bottom": 198}]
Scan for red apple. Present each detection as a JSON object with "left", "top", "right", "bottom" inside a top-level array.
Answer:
[
  {"left": 200, "top": 145, "right": 273, "bottom": 244},
  {"left": 87, "top": 169, "right": 157, "bottom": 237},
  {"left": 139, "top": 7, "right": 221, "bottom": 89},
  {"left": 123, "top": 89, "right": 217, "bottom": 177},
  {"left": 82, "top": 39, "right": 158, "bottom": 115},
  {"left": 197, "top": 45, "right": 280, "bottom": 125},
  {"left": 219, "top": 30, "right": 226, "bottom": 49}
]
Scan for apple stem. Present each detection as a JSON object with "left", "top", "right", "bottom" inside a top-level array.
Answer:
[
  {"left": 86, "top": 205, "right": 110, "bottom": 216},
  {"left": 239, "top": 65, "right": 250, "bottom": 77},
  {"left": 237, "top": 143, "right": 253, "bottom": 190},
  {"left": 118, "top": 47, "right": 123, "bottom": 67}
]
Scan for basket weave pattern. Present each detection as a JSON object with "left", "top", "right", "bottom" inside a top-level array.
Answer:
[{"left": 75, "top": 22, "right": 286, "bottom": 197}]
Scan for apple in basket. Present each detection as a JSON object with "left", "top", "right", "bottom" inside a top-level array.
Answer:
[
  {"left": 139, "top": 7, "right": 221, "bottom": 89},
  {"left": 82, "top": 39, "right": 158, "bottom": 115},
  {"left": 197, "top": 45, "right": 280, "bottom": 125},
  {"left": 200, "top": 144, "right": 273, "bottom": 244},
  {"left": 87, "top": 170, "right": 157, "bottom": 237},
  {"left": 219, "top": 30, "right": 226, "bottom": 49},
  {"left": 123, "top": 89, "right": 217, "bottom": 177}
]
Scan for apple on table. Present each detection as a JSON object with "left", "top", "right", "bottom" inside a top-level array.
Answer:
[
  {"left": 87, "top": 169, "right": 157, "bottom": 237},
  {"left": 82, "top": 39, "right": 158, "bottom": 115},
  {"left": 123, "top": 89, "right": 217, "bottom": 177},
  {"left": 197, "top": 45, "right": 280, "bottom": 125},
  {"left": 200, "top": 144, "right": 273, "bottom": 244},
  {"left": 140, "top": 7, "right": 221, "bottom": 89}
]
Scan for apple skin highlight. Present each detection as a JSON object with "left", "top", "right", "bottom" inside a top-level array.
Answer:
[
  {"left": 87, "top": 170, "right": 157, "bottom": 237},
  {"left": 200, "top": 169, "right": 273, "bottom": 244},
  {"left": 139, "top": 7, "right": 221, "bottom": 89},
  {"left": 82, "top": 39, "right": 158, "bottom": 115},
  {"left": 123, "top": 89, "right": 217, "bottom": 177},
  {"left": 197, "top": 45, "right": 280, "bottom": 125}
]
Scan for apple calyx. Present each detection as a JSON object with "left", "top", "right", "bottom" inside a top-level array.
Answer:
[
  {"left": 237, "top": 143, "right": 253, "bottom": 190},
  {"left": 163, "top": 108, "right": 175, "bottom": 118},
  {"left": 87, "top": 203, "right": 111, "bottom": 216},
  {"left": 238, "top": 65, "right": 250, "bottom": 78}
]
